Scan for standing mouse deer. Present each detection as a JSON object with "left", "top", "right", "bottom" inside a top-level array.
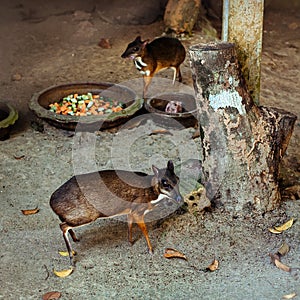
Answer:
[
  {"left": 50, "top": 160, "right": 182, "bottom": 266},
  {"left": 121, "top": 36, "right": 186, "bottom": 97}
]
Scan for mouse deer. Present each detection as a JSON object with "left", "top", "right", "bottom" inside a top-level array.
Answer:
[
  {"left": 121, "top": 36, "right": 186, "bottom": 98},
  {"left": 50, "top": 160, "right": 182, "bottom": 266}
]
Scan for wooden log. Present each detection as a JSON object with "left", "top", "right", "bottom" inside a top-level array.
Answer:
[
  {"left": 164, "top": 0, "right": 201, "bottom": 34},
  {"left": 189, "top": 42, "right": 297, "bottom": 213}
]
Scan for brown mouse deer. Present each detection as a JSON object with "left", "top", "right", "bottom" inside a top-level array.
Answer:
[
  {"left": 121, "top": 36, "right": 186, "bottom": 97},
  {"left": 50, "top": 160, "right": 182, "bottom": 266}
]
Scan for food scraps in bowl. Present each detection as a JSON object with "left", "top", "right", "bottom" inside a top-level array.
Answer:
[{"left": 49, "top": 92, "right": 125, "bottom": 116}]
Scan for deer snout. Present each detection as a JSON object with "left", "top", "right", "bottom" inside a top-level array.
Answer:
[
  {"left": 175, "top": 193, "right": 183, "bottom": 202},
  {"left": 170, "top": 187, "right": 183, "bottom": 203}
]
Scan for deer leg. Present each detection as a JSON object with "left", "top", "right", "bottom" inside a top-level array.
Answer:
[
  {"left": 132, "top": 214, "right": 153, "bottom": 254},
  {"left": 143, "top": 75, "right": 153, "bottom": 98},
  {"left": 69, "top": 229, "right": 79, "bottom": 242},
  {"left": 171, "top": 67, "right": 177, "bottom": 84},
  {"left": 60, "top": 222, "right": 76, "bottom": 266},
  {"left": 177, "top": 67, "right": 182, "bottom": 82},
  {"left": 127, "top": 214, "right": 134, "bottom": 245}
]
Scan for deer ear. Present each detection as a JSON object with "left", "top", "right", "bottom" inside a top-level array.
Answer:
[
  {"left": 152, "top": 165, "right": 159, "bottom": 177},
  {"left": 167, "top": 160, "right": 174, "bottom": 173},
  {"left": 142, "top": 39, "right": 149, "bottom": 47},
  {"left": 135, "top": 36, "right": 142, "bottom": 42}
]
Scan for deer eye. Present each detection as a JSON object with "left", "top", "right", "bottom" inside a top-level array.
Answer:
[
  {"left": 132, "top": 47, "right": 139, "bottom": 52},
  {"left": 161, "top": 179, "right": 170, "bottom": 188}
]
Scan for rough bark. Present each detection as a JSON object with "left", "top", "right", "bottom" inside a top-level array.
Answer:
[
  {"left": 189, "top": 42, "right": 297, "bottom": 213},
  {"left": 164, "top": 0, "right": 201, "bottom": 34},
  {"left": 226, "top": 0, "right": 264, "bottom": 104}
]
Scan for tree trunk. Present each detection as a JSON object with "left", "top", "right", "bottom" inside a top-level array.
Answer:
[
  {"left": 164, "top": 0, "right": 201, "bottom": 34},
  {"left": 189, "top": 42, "right": 297, "bottom": 213}
]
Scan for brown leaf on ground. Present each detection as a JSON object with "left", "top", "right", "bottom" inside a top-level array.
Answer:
[
  {"left": 274, "top": 259, "right": 291, "bottom": 272},
  {"left": 21, "top": 207, "right": 39, "bottom": 215},
  {"left": 268, "top": 228, "right": 282, "bottom": 234},
  {"left": 42, "top": 291, "right": 61, "bottom": 300},
  {"left": 269, "top": 253, "right": 291, "bottom": 272},
  {"left": 13, "top": 154, "right": 25, "bottom": 160},
  {"left": 98, "top": 38, "right": 111, "bottom": 49},
  {"left": 58, "top": 250, "right": 76, "bottom": 257},
  {"left": 282, "top": 292, "right": 297, "bottom": 299},
  {"left": 269, "top": 253, "right": 281, "bottom": 265},
  {"left": 206, "top": 258, "right": 219, "bottom": 272},
  {"left": 274, "top": 218, "right": 294, "bottom": 232},
  {"left": 164, "top": 248, "right": 187, "bottom": 260},
  {"left": 277, "top": 242, "right": 290, "bottom": 257},
  {"left": 53, "top": 267, "right": 74, "bottom": 278}
]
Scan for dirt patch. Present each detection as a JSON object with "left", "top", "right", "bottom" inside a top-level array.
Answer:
[{"left": 0, "top": 1, "right": 299, "bottom": 299}]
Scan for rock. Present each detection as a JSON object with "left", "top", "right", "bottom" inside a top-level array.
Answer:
[
  {"left": 288, "top": 22, "right": 298, "bottom": 30},
  {"left": 98, "top": 38, "right": 112, "bottom": 49},
  {"left": 11, "top": 73, "right": 22, "bottom": 81}
]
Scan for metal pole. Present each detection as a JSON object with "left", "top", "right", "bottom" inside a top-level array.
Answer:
[{"left": 222, "top": 0, "right": 229, "bottom": 42}]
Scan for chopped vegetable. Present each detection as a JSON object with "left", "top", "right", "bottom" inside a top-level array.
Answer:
[{"left": 49, "top": 93, "right": 125, "bottom": 116}]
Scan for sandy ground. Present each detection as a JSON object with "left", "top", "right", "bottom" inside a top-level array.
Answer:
[{"left": 0, "top": 1, "right": 299, "bottom": 299}]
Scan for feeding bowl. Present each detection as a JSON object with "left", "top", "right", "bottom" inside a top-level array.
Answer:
[
  {"left": 0, "top": 102, "right": 18, "bottom": 140},
  {"left": 29, "top": 82, "right": 143, "bottom": 131},
  {"left": 144, "top": 93, "right": 198, "bottom": 128}
]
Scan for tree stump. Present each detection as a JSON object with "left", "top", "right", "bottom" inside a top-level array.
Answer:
[
  {"left": 189, "top": 42, "right": 297, "bottom": 213},
  {"left": 164, "top": 0, "right": 201, "bottom": 34}
]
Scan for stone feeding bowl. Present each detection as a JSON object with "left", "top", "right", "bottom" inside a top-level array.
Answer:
[
  {"left": 0, "top": 102, "right": 18, "bottom": 140},
  {"left": 29, "top": 82, "right": 142, "bottom": 131},
  {"left": 144, "top": 93, "right": 198, "bottom": 128}
]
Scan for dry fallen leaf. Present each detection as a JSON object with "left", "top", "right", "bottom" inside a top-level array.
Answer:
[
  {"left": 274, "top": 218, "right": 294, "bottom": 232},
  {"left": 268, "top": 228, "right": 282, "bottom": 234},
  {"left": 277, "top": 242, "right": 290, "bottom": 257},
  {"left": 206, "top": 258, "right": 219, "bottom": 272},
  {"left": 58, "top": 250, "right": 76, "bottom": 257},
  {"left": 269, "top": 253, "right": 281, "bottom": 265},
  {"left": 164, "top": 248, "right": 187, "bottom": 260},
  {"left": 21, "top": 207, "right": 39, "bottom": 215},
  {"left": 42, "top": 291, "right": 61, "bottom": 300},
  {"left": 13, "top": 154, "right": 25, "bottom": 160},
  {"left": 53, "top": 267, "right": 74, "bottom": 278},
  {"left": 282, "top": 292, "right": 297, "bottom": 299},
  {"left": 98, "top": 38, "right": 111, "bottom": 49},
  {"left": 274, "top": 258, "right": 291, "bottom": 272}
]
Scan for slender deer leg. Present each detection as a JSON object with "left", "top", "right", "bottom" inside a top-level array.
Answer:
[
  {"left": 60, "top": 222, "right": 75, "bottom": 266},
  {"left": 177, "top": 67, "right": 182, "bottom": 82},
  {"left": 69, "top": 229, "right": 79, "bottom": 242},
  {"left": 171, "top": 67, "right": 177, "bottom": 84},
  {"left": 133, "top": 214, "right": 153, "bottom": 254},
  {"left": 127, "top": 214, "right": 134, "bottom": 245},
  {"left": 143, "top": 75, "right": 153, "bottom": 98}
]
